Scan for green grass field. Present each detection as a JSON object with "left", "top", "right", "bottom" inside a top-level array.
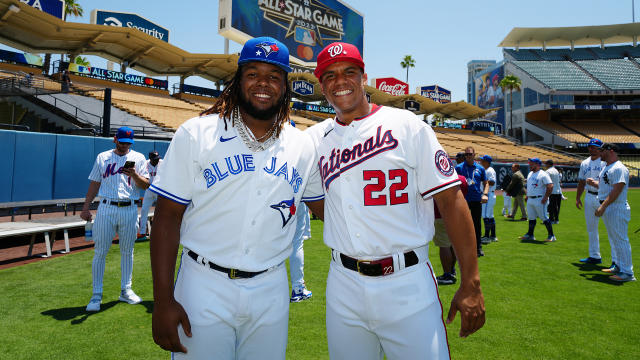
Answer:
[{"left": 1, "top": 191, "right": 639, "bottom": 359}]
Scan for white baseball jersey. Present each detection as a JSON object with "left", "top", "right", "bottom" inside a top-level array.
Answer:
[
  {"left": 526, "top": 169, "right": 552, "bottom": 197},
  {"left": 579, "top": 157, "right": 603, "bottom": 194},
  {"left": 88, "top": 149, "right": 148, "bottom": 200},
  {"left": 485, "top": 167, "right": 496, "bottom": 192},
  {"left": 598, "top": 160, "right": 629, "bottom": 205},
  {"left": 306, "top": 105, "right": 460, "bottom": 257},
  {"left": 145, "top": 159, "right": 162, "bottom": 184},
  {"left": 150, "top": 114, "right": 324, "bottom": 272},
  {"left": 546, "top": 166, "right": 562, "bottom": 194}
]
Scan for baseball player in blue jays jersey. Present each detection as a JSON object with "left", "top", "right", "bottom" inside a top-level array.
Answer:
[
  {"left": 307, "top": 42, "right": 485, "bottom": 360},
  {"left": 80, "top": 126, "right": 150, "bottom": 312},
  {"left": 588, "top": 143, "right": 634, "bottom": 282},
  {"left": 149, "top": 37, "right": 324, "bottom": 359},
  {"left": 576, "top": 138, "right": 607, "bottom": 265},
  {"left": 480, "top": 155, "right": 497, "bottom": 243},
  {"left": 520, "top": 158, "right": 556, "bottom": 242},
  {"left": 138, "top": 151, "right": 162, "bottom": 239}
]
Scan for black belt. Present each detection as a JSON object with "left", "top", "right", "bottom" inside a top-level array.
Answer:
[
  {"left": 588, "top": 191, "right": 598, "bottom": 195},
  {"left": 102, "top": 199, "right": 140, "bottom": 207},
  {"left": 186, "top": 250, "right": 267, "bottom": 279},
  {"left": 339, "top": 251, "right": 419, "bottom": 277},
  {"left": 529, "top": 195, "right": 542, "bottom": 199}
]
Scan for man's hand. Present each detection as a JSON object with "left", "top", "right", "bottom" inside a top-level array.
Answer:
[
  {"left": 80, "top": 209, "right": 92, "bottom": 221},
  {"left": 586, "top": 178, "right": 598, "bottom": 188},
  {"left": 481, "top": 194, "right": 488, "bottom": 204},
  {"left": 541, "top": 196, "right": 548, "bottom": 205},
  {"left": 595, "top": 204, "right": 606, "bottom": 217},
  {"left": 576, "top": 198, "right": 583, "bottom": 210},
  {"left": 447, "top": 284, "right": 485, "bottom": 338},
  {"left": 152, "top": 299, "right": 192, "bottom": 353}
]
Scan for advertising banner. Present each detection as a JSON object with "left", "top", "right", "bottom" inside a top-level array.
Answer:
[
  {"left": 474, "top": 65, "right": 505, "bottom": 127},
  {"left": 291, "top": 101, "right": 335, "bottom": 114},
  {"left": 0, "top": 49, "right": 42, "bottom": 67},
  {"left": 69, "top": 64, "right": 168, "bottom": 90},
  {"left": 219, "top": 0, "right": 363, "bottom": 65},
  {"left": 292, "top": 80, "right": 314, "bottom": 96},
  {"left": 373, "top": 77, "right": 408, "bottom": 96},
  {"left": 90, "top": 9, "right": 170, "bottom": 42},
  {"left": 20, "top": 0, "right": 64, "bottom": 19},
  {"left": 470, "top": 120, "right": 502, "bottom": 135},
  {"left": 419, "top": 85, "right": 451, "bottom": 104},
  {"left": 181, "top": 84, "right": 222, "bottom": 98}
]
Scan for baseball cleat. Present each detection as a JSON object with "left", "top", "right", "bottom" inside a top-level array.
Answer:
[
  {"left": 609, "top": 273, "right": 636, "bottom": 282},
  {"left": 545, "top": 236, "right": 557, "bottom": 242},
  {"left": 119, "top": 289, "right": 142, "bottom": 304},
  {"left": 490, "top": 237, "right": 498, "bottom": 242},
  {"left": 477, "top": 249, "right": 485, "bottom": 257},
  {"left": 290, "top": 286, "right": 312, "bottom": 303},
  {"left": 520, "top": 234, "right": 536, "bottom": 241},
  {"left": 579, "top": 257, "right": 602, "bottom": 264},
  {"left": 602, "top": 263, "right": 619, "bottom": 274},
  {"left": 480, "top": 237, "right": 492, "bottom": 245},
  {"left": 86, "top": 294, "right": 102, "bottom": 312},
  {"left": 436, "top": 273, "right": 457, "bottom": 285}
]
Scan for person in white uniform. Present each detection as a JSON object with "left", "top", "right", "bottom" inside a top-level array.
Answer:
[
  {"left": 480, "top": 155, "right": 497, "bottom": 243},
  {"left": 80, "top": 126, "right": 150, "bottom": 312},
  {"left": 588, "top": 143, "right": 634, "bottom": 282},
  {"left": 576, "top": 138, "right": 607, "bottom": 265},
  {"left": 308, "top": 42, "right": 485, "bottom": 360},
  {"left": 138, "top": 151, "right": 162, "bottom": 240},
  {"left": 520, "top": 158, "right": 556, "bottom": 242},
  {"left": 544, "top": 160, "right": 562, "bottom": 224},
  {"left": 148, "top": 37, "right": 324, "bottom": 359}
]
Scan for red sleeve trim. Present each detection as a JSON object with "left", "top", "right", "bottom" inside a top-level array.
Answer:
[{"left": 421, "top": 179, "right": 461, "bottom": 198}]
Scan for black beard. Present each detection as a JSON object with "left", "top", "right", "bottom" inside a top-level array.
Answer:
[{"left": 238, "top": 91, "right": 283, "bottom": 121}]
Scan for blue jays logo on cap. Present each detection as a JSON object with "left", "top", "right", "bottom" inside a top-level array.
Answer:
[
  {"left": 481, "top": 155, "right": 493, "bottom": 163},
  {"left": 528, "top": 157, "right": 542, "bottom": 165},
  {"left": 271, "top": 197, "right": 297, "bottom": 228},
  {"left": 588, "top": 138, "right": 603, "bottom": 148},
  {"left": 238, "top": 37, "right": 292, "bottom": 73}
]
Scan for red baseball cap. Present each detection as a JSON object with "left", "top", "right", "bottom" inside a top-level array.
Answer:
[{"left": 314, "top": 42, "right": 364, "bottom": 81}]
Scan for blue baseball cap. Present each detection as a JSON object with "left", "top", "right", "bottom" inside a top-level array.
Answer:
[
  {"left": 480, "top": 155, "right": 492, "bottom": 163},
  {"left": 588, "top": 138, "right": 603, "bottom": 148},
  {"left": 116, "top": 126, "right": 134, "bottom": 144},
  {"left": 238, "top": 37, "right": 292, "bottom": 73},
  {"left": 528, "top": 157, "right": 542, "bottom": 165}
]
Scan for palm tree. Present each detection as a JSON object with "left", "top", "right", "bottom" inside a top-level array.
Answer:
[
  {"left": 42, "top": 0, "right": 84, "bottom": 74},
  {"left": 499, "top": 74, "right": 521, "bottom": 137},
  {"left": 400, "top": 55, "right": 415, "bottom": 84}
]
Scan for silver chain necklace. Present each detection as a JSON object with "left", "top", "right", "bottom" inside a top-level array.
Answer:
[{"left": 233, "top": 107, "right": 279, "bottom": 152}]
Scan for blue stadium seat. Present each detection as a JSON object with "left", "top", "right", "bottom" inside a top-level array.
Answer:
[
  {"left": 576, "top": 59, "right": 640, "bottom": 90},
  {"left": 511, "top": 61, "right": 604, "bottom": 90}
]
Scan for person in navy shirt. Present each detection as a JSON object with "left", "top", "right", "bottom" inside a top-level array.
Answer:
[{"left": 456, "top": 146, "right": 489, "bottom": 257}]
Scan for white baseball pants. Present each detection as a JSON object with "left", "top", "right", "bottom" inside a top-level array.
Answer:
[
  {"left": 602, "top": 203, "right": 633, "bottom": 275},
  {"left": 502, "top": 195, "right": 512, "bottom": 215},
  {"left": 326, "top": 258, "right": 450, "bottom": 360},
  {"left": 583, "top": 193, "right": 603, "bottom": 259},
  {"left": 526, "top": 197, "right": 549, "bottom": 221},
  {"left": 91, "top": 200, "right": 138, "bottom": 294},
  {"left": 139, "top": 189, "right": 157, "bottom": 235},
  {"left": 482, "top": 193, "right": 496, "bottom": 218},
  {"left": 290, "top": 203, "right": 311, "bottom": 290},
  {"left": 173, "top": 252, "right": 289, "bottom": 360}
]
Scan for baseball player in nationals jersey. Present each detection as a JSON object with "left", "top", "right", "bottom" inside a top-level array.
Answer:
[
  {"left": 588, "top": 143, "right": 634, "bottom": 282},
  {"left": 307, "top": 42, "right": 485, "bottom": 360},
  {"left": 149, "top": 37, "right": 324, "bottom": 359},
  {"left": 520, "top": 158, "right": 556, "bottom": 242},
  {"left": 137, "top": 151, "right": 162, "bottom": 239},
  {"left": 80, "top": 126, "right": 149, "bottom": 312},
  {"left": 576, "top": 138, "right": 607, "bottom": 265}
]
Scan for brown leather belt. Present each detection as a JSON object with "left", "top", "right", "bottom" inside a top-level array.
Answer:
[{"left": 338, "top": 251, "right": 419, "bottom": 277}]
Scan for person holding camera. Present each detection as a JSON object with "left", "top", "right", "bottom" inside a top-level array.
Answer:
[{"left": 80, "top": 126, "right": 149, "bottom": 312}]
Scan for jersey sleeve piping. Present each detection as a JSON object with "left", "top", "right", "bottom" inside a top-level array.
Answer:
[
  {"left": 149, "top": 184, "right": 191, "bottom": 205},
  {"left": 421, "top": 178, "right": 461, "bottom": 199},
  {"left": 302, "top": 194, "right": 325, "bottom": 202}
]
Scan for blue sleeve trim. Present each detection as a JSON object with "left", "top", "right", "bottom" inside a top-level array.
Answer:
[
  {"left": 149, "top": 185, "right": 191, "bottom": 205},
  {"left": 302, "top": 194, "right": 325, "bottom": 202}
]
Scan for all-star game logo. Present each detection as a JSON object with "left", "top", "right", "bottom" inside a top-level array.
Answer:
[{"left": 258, "top": 0, "right": 344, "bottom": 60}]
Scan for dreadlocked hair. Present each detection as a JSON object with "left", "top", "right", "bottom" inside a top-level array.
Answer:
[{"left": 201, "top": 66, "right": 292, "bottom": 137}]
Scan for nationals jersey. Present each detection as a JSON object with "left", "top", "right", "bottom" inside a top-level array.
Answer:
[
  {"left": 598, "top": 161, "right": 629, "bottom": 205},
  {"left": 306, "top": 105, "right": 460, "bottom": 257},
  {"left": 88, "top": 149, "right": 148, "bottom": 200},
  {"left": 526, "top": 170, "right": 552, "bottom": 197},
  {"left": 145, "top": 159, "right": 162, "bottom": 184},
  {"left": 579, "top": 157, "right": 603, "bottom": 193},
  {"left": 150, "top": 115, "right": 324, "bottom": 271}
]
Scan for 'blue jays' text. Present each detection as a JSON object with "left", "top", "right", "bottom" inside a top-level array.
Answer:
[{"left": 202, "top": 154, "right": 303, "bottom": 193}]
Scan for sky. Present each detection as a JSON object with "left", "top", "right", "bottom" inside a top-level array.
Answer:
[{"left": 12, "top": 0, "right": 640, "bottom": 102}]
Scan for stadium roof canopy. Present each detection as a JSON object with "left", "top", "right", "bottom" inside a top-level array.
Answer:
[
  {"left": 0, "top": 0, "right": 238, "bottom": 82},
  {"left": 498, "top": 22, "right": 640, "bottom": 49}
]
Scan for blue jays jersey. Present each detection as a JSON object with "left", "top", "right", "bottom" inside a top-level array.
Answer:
[
  {"left": 579, "top": 156, "right": 603, "bottom": 193},
  {"left": 526, "top": 169, "right": 552, "bottom": 197},
  {"left": 151, "top": 114, "right": 324, "bottom": 271}
]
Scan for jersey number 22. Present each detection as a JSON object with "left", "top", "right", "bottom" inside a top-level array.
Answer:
[{"left": 363, "top": 169, "right": 408, "bottom": 206}]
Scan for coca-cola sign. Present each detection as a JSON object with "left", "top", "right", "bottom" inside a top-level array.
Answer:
[{"left": 373, "top": 77, "right": 408, "bottom": 96}]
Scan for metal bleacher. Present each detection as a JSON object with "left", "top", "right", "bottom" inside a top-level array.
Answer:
[
  {"left": 575, "top": 59, "right": 640, "bottom": 90},
  {"left": 512, "top": 60, "right": 604, "bottom": 90}
]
